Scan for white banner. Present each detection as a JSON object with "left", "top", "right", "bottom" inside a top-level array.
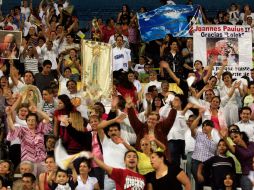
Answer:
[{"left": 193, "top": 25, "right": 252, "bottom": 78}]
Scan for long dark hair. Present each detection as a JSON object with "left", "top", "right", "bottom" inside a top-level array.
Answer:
[
  {"left": 113, "top": 70, "right": 135, "bottom": 90},
  {"left": 57, "top": 94, "right": 74, "bottom": 114},
  {"left": 151, "top": 96, "right": 164, "bottom": 111}
]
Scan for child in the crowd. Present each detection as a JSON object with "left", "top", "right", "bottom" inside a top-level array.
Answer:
[
  {"left": 224, "top": 174, "right": 236, "bottom": 190},
  {"left": 42, "top": 87, "right": 57, "bottom": 127},
  {"left": 47, "top": 165, "right": 78, "bottom": 190}
]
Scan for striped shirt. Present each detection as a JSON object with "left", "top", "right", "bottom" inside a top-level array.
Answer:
[
  {"left": 24, "top": 56, "right": 39, "bottom": 75},
  {"left": 7, "top": 122, "right": 52, "bottom": 163}
]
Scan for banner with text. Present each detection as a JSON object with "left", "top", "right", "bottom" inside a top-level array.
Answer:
[{"left": 193, "top": 25, "right": 252, "bottom": 78}]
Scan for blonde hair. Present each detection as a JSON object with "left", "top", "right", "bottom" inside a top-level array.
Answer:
[{"left": 70, "top": 111, "right": 84, "bottom": 132}]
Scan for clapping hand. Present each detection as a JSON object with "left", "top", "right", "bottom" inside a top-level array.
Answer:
[{"left": 233, "top": 81, "right": 241, "bottom": 89}]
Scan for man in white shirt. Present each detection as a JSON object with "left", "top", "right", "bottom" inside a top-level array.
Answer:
[
  {"left": 97, "top": 121, "right": 128, "bottom": 190},
  {"left": 235, "top": 106, "right": 254, "bottom": 142},
  {"left": 41, "top": 40, "right": 58, "bottom": 70},
  {"left": 112, "top": 35, "right": 131, "bottom": 72},
  {"left": 58, "top": 33, "right": 80, "bottom": 55}
]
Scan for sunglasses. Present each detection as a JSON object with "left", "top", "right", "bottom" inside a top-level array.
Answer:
[{"left": 229, "top": 129, "right": 240, "bottom": 134}]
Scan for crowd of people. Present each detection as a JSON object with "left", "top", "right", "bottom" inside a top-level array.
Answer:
[{"left": 0, "top": 0, "right": 254, "bottom": 190}]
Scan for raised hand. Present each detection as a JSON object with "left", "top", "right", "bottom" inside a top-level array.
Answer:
[
  {"left": 203, "top": 84, "right": 212, "bottom": 91},
  {"left": 29, "top": 105, "right": 37, "bottom": 113},
  {"left": 5, "top": 106, "right": 12, "bottom": 115},
  {"left": 125, "top": 94, "right": 134, "bottom": 108},
  {"left": 115, "top": 113, "right": 127, "bottom": 123},
  {"left": 219, "top": 127, "right": 228, "bottom": 139}
]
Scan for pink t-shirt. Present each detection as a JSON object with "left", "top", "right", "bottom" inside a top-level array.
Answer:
[
  {"left": 91, "top": 131, "right": 103, "bottom": 168},
  {"left": 211, "top": 115, "right": 220, "bottom": 131}
]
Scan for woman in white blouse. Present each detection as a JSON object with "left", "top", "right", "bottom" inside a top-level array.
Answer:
[
  {"left": 76, "top": 159, "right": 100, "bottom": 190},
  {"left": 217, "top": 60, "right": 247, "bottom": 125}
]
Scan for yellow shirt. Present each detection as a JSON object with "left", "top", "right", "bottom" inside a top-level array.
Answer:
[
  {"left": 243, "top": 94, "right": 254, "bottom": 107},
  {"left": 137, "top": 148, "right": 164, "bottom": 175},
  {"left": 226, "top": 137, "right": 242, "bottom": 174},
  {"left": 137, "top": 151, "right": 154, "bottom": 175}
]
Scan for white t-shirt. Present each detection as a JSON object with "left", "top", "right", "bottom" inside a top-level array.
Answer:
[
  {"left": 112, "top": 47, "right": 131, "bottom": 72},
  {"left": 134, "top": 64, "right": 145, "bottom": 74},
  {"left": 21, "top": 6, "right": 30, "bottom": 20},
  {"left": 41, "top": 44, "right": 58, "bottom": 70},
  {"left": 167, "top": 110, "right": 192, "bottom": 141},
  {"left": 76, "top": 176, "right": 98, "bottom": 190},
  {"left": 58, "top": 75, "right": 69, "bottom": 95},
  {"left": 101, "top": 136, "right": 128, "bottom": 169}
]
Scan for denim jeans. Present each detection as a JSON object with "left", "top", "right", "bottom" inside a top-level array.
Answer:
[
  {"left": 191, "top": 159, "right": 204, "bottom": 190},
  {"left": 186, "top": 151, "right": 193, "bottom": 178}
]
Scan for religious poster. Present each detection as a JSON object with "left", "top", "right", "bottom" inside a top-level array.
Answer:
[
  {"left": 0, "top": 30, "right": 22, "bottom": 59},
  {"left": 193, "top": 25, "right": 252, "bottom": 78},
  {"left": 81, "top": 40, "right": 112, "bottom": 101}
]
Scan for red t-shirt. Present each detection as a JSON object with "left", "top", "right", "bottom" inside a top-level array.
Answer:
[
  {"left": 102, "top": 26, "right": 115, "bottom": 43},
  {"left": 110, "top": 168, "right": 145, "bottom": 190}
]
